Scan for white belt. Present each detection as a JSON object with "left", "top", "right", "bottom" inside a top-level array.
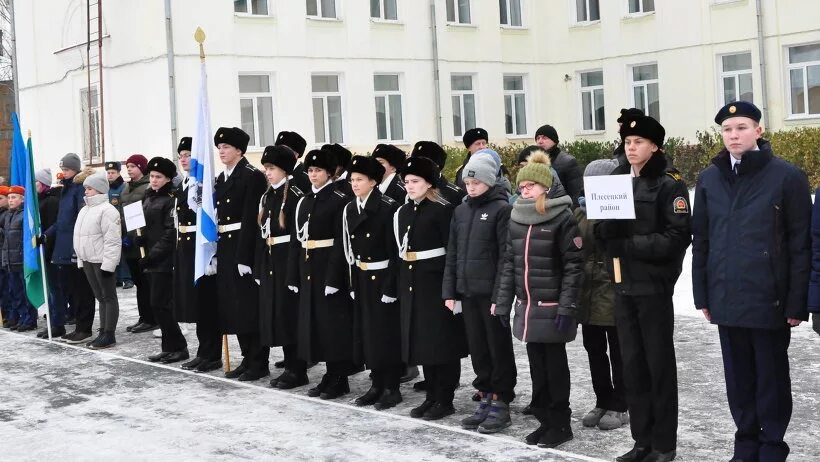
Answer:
[
  {"left": 301, "top": 238, "right": 334, "bottom": 249},
  {"left": 266, "top": 235, "right": 291, "bottom": 246},
  {"left": 218, "top": 222, "right": 242, "bottom": 233},
  {"left": 401, "top": 247, "right": 446, "bottom": 262},
  {"left": 177, "top": 225, "right": 197, "bottom": 234},
  {"left": 355, "top": 259, "right": 389, "bottom": 271}
]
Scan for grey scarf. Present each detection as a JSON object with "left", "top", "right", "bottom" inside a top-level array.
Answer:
[{"left": 511, "top": 195, "right": 572, "bottom": 225}]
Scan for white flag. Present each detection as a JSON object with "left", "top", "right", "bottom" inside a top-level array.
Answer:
[{"left": 189, "top": 61, "right": 217, "bottom": 282}]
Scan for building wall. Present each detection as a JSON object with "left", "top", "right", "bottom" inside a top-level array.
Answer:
[{"left": 15, "top": 0, "right": 820, "bottom": 171}]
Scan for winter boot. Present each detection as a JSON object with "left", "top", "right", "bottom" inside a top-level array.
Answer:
[
  {"left": 355, "top": 386, "right": 383, "bottom": 406},
  {"left": 478, "top": 399, "right": 512, "bottom": 434},
  {"left": 422, "top": 402, "right": 455, "bottom": 421},
  {"left": 319, "top": 375, "right": 350, "bottom": 400},
  {"left": 538, "top": 409, "right": 573, "bottom": 448},
  {"left": 581, "top": 407, "right": 606, "bottom": 427},
  {"left": 461, "top": 395, "right": 492, "bottom": 430},
  {"left": 597, "top": 410, "right": 629, "bottom": 430},
  {"left": 89, "top": 332, "right": 116, "bottom": 350},
  {"left": 374, "top": 389, "right": 402, "bottom": 410}
]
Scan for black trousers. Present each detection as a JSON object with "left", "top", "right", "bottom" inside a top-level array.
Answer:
[
  {"left": 282, "top": 343, "right": 307, "bottom": 375},
  {"left": 526, "top": 342, "right": 571, "bottom": 426},
  {"left": 462, "top": 296, "right": 517, "bottom": 403},
  {"left": 237, "top": 333, "right": 269, "bottom": 374},
  {"left": 719, "top": 326, "right": 792, "bottom": 462},
  {"left": 68, "top": 264, "right": 95, "bottom": 333},
  {"left": 422, "top": 361, "right": 461, "bottom": 405},
  {"left": 195, "top": 301, "right": 222, "bottom": 362},
  {"left": 371, "top": 363, "right": 404, "bottom": 391},
  {"left": 615, "top": 292, "right": 678, "bottom": 453},
  {"left": 326, "top": 360, "right": 358, "bottom": 377},
  {"left": 147, "top": 273, "right": 187, "bottom": 352},
  {"left": 126, "top": 258, "right": 154, "bottom": 325},
  {"left": 582, "top": 324, "right": 627, "bottom": 412}
]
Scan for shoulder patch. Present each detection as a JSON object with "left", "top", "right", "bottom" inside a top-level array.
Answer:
[
  {"left": 334, "top": 190, "right": 347, "bottom": 198},
  {"left": 245, "top": 163, "right": 259, "bottom": 172},
  {"left": 666, "top": 171, "right": 682, "bottom": 182},
  {"left": 396, "top": 183, "right": 405, "bottom": 191},
  {"left": 445, "top": 183, "right": 461, "bottom": 192},
  {"left": 573, "top": 236, "right": 583, "bottom": 249},
  {"left": 673, "top": 196, "right": 689, "bottom": 214},
  {"left": 381, "top": 195, "right": 396, "bottom": 205},
  {"left": 290, "top": 185, "right": 304, "bottom": 197}
]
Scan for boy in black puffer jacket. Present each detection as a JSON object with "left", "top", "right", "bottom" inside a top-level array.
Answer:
[{"left": 443, "top": 151, "right": 517, "bottom": 435}]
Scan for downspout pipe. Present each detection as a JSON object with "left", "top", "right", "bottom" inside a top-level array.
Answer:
[
  {"left": 164, "top": 0, "right": 179, "bottom": 160},
  {"left": 430, "top": 0, "right": 443, "bottom": 145},
  {"left": 755, "top": 0, "right": 770, "bottom": 125},
  {"left": 10, "top": 0, "right": 19, "bottom": 117}
]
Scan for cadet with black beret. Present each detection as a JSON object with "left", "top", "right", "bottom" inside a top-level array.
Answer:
[
  {"left": 275, "top": 130, "right": 310, "bottom": 193},
  {"left": 372, "top": 144, "right": 407, "bottom": 203}
]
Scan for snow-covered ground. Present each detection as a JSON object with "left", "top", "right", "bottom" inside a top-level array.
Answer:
[{"left": 1, "top": 253, "right": 818, "bottom": 461}]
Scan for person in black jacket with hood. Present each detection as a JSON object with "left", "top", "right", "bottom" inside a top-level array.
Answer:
[
  {"left": 534, "top": 125, "right": 584, "bottom": 208},
  {"left": 443, "top": 151, "right": 516, "bottom": 434},
  {"left": 595, "top": 115, "right": 691, "bottom": 462},
  {"left": 142, "top": 157, "right": 189, "bottom": 364}
]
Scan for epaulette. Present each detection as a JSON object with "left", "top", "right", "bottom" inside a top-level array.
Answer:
[
  {"left": 290, "top": 185, "right": 304, "bottom": 197},
  {"left": 245, "top": 163, "right": 259, "bottom": 172},
  {"left": 396, "top": 183, "right": 406, "bottom": 191},
  {"left": 334, "top": 190, "right": 347, "bottom": 198},
  {"left": 381, "top": 195, "right": 396, "bottom": 205},
  {"left": 434, "top": 196, "right": 451, "bottom": 207},
  {"left": 445, "top": 183, "right": 462, "bottom": 192},
  {"left": 665, "top": 171, "right": 683, "bottom": 182}
]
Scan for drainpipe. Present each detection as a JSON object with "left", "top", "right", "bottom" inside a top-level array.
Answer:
[
  {"left": 10, "top": 0, "right": 20, "bottom": 117},
  {"left": 164, "top": 0, "right": 179, "bottom": 160},
  {"left": 430, "top": 0, "right": 443, "bottom": 144},
  {"left": 755, "top": 0, "right": 770, "bottom": 125}
]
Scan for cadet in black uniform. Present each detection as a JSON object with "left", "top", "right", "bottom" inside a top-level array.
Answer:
[
  {"left": 372, "top": 144, "right": 407, "bottom": 204},
  {"left": 410, "top": 141, "right": 466, "bottom": 206},
  {"left": 395, "top": 156, "right": 467, "bottom": 421},
  {"left": 174, "top": 137, "right": 222, "bottom": 373},
  {"left": 323, "top": 143, "right": 353, "bottom": 197},
  {"left": 342, "top": 155, "right": 403, "bottom": 410},
  {"left": 595, "top": 115, "right": 691, "bottom": 462},
  {"left": 287, "top": 149, "right": 358, "bottom": 400},
  {"left": 142, "top": 157, "right": 189, "bottom": 364},
  {"left": 255, "top": 145, "right": 309, "bottom": 390},
  {"left": 213, "top": 127, "right": 269, "bottom": 382},
  {"left": 275, "top": 130, "right": 310, "bottom": 193}
]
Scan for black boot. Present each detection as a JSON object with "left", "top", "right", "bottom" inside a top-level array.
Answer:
[
  {"left": 89, "top": 332, "right": 116, "bottom": 350},
  {"left": 307, "top": 374, "right": 332, "bottom": 397},
  {"left": 181, "top": 357, "right": 204, "bottom": 370},
  {"left": 525, "top": 425, "right": 548, "bottom": 445},
  {"left": 274, "top": 370, "right": 309, "bottom": 389},
  {"left": 225, "top": 363, "right": 248, "bottom": 379},
  {"left": 354, "top": 386, "right": 383, "bottom": 406},
  {"left": 616, "top": 445, "right": 653, "bottom": 462},
  {"left": 537, "top": 409, "right": 573, "bottom": 448},
  {"left": 422, "top": 402, "right": 456, "bottom": 421},
  {"left": 410, "top": 399, "right": 435, "bottom": 418},
  {"left": 319, "top": 375, "right": 350, "bottom": 400},
  {"left": 374, "top": 389, "right": 402, "bottom": 410}
]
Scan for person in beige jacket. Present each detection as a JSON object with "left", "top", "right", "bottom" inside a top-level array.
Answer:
[{"left": 73, "top": 172, "right": 122, "bottom": 349}]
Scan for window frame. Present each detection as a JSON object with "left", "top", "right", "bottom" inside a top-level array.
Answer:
[
  {"left": 238, "top": 73, "right": 277, "bottom": 150},
  {"left": 450, "top": 73, "right": 478, "bottom": 139},
  {"left": 234, "top": 0, "right": 271, "bottom": 16},
  {"left": 370, "top": 0, "right": 399, "bottom": 21},
  {"left": 629, "top": 62, "right": 660, "bottom": 121},
  {"left": 717, "top": 51, "right": 754, "bottom": 107},
  {"left": 573, "top": 0, "right": 600, "bottom": 24},
  {"left": 306, "top": 0, "right": 339, "bottom": 20},
  {"left": 311, "top": 73, "right": 346, "bottom": 145},
  {"left": 499, "top": 0, "right": 524, "bottom": 28},
  {"left": 626, "top": 0, "right": 655, "bottom": 16},
  {"left": 445, "top": 0, "right": 472, "bottom": 25},
  {"left": 80, "top": 86, "right": 102, "bottom": 165},
  {"left": 785, "top": 42, "right": 820, "bottom": 118},
  {"left": 503, "top": 74, "right": 529, "bottom": 137},
  {"left": 578, "top": 69, "right": 606, "bottom": 133},
  {"left": 373, "top": 73, "right": 406, "bottom": 142}
]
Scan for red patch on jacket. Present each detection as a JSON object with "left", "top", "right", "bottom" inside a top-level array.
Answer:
[{"left": 573, "top": 236, "right": 583, "bottom": 249}]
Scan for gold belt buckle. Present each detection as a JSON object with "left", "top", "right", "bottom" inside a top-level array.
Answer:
[
  {"left": 306, "top": 240, "right": 316, "bottom": 250},
  {"left": 267, "top": 237, "right": 274, "bottom": 246},
  {"left": 405, "top": 251, "right": 417, "bottom": 262},
  {"left": 358, "top": 261, "right": 368, "bottom": 270},
  {"left": 217, "top": 225, "right": 225, "bottom": 233}
]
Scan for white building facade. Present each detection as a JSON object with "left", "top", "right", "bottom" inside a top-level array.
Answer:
[{"left": 14, "top": 0, "right": 820, "bottom": 169}]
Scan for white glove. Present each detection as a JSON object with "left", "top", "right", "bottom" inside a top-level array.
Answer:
[
  {"left": 205, "top": 257, "right": 217, "bottom": 276},
  {"left": 350, "top": 291, "right": 355, "bottom": 300},
  {"left": 254, "top": 279, "right": 260, "bottom": 286},
  {"left": 288, "top": 285, "right": 299, "bottom": 293},
  {"left": 325, "top": 286, "right": 339, "bottom": 296},
  {"left": 237, "top": 264, "right": 252, "bottom": 277},
  {"left": 381, "top": 295, "right": 397, "bottom": 304}
]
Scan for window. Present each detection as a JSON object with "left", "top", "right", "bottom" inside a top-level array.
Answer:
[
  {"left": 371, "top": 0, "right": 398, "bottom": 20},
  {"left": 312, "top": 74, "right": 344, "bottom": 144},
  {"left": 580, "top": 70, "right": 605, "bottom": 131},
  {"left": 80, "top": 86, "right": 102, "bottom": 164},
  {"left": 631, "top": 64, "right": 660, "bottom": 120},
  {"left": 627, "top": 0, "right": 654, "bottom": 14},
  {"left": 446, "top": 0, "right": 471, "bottom": 24},
  {"left": 503, "top": 75, "right": 527, "bottom": 135},
  {"left": 576, "top": 0, "right": 600, "bottom": 22},
  {"left": 499, "top": 0, "right": 522, "bottom": 27},
  {"left": 374, "top": 74, "right": 404, "bottom": 141},
  {"left": 234, "top": 0, "right": 269, "bottom": 15},
  {"left": 451, "top": 75, "right": 477, "bottom": 137},
  {"left": 238, "top": 75, "right": 275, "bottom": 148},
  {"left": 787, "top": 43, "right": 820, "bottom": 116},
  {"left": 306, "top": 0, "right": 337, "bottom": 19},
  {"left": 720, "top": 52, "right": 753, "bottom": 105}
]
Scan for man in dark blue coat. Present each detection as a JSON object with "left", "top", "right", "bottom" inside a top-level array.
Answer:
[
  {"left": 692, "top": 102, "right": 812, "bottom": 462},
  {"left": 810, "top": 188, "right": 820, "bottom": 335}
]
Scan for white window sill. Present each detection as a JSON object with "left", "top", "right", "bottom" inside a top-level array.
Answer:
[
  {"left": 377, "top": 140, "right": 408, "bottom": 145},
  {"left": 234, "top": 12, "right": 274, "bottom": 19},
  {"left": 784, "top": 114, "right": 820, "bottom": 122},
  {"left": 446, "top": 22, "right": 478, "bottom": 29},
  {"left": 370, "top": 18, "right": 404, "bottom": 25},
  {"left": 711, "top": 0, "right": 746, "bottom": 7},
  {"left": 622, "top": 11, "right": 656, "bottom": 22},
  {"left": 506, "top": 134, "right": 532, "bottom": 140},
  {"left": 307, "top": 16, "right": 342, "bottom": 23},
  {"left": 500, "top": 25, "right": 528, "bottom": 31},
  {"left": 576, "top": 130, "right": 607, "bottom": 136},
  {"left": 570, "top": 20, "right": 601, "bottom": 29}
]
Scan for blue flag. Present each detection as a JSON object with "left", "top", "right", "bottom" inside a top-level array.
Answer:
[
  {"left": 9, "top": 113, "right": 27, "bottom": 187},
  {"left": 189, "top": 61, "right": 217, "bottom": 282}
]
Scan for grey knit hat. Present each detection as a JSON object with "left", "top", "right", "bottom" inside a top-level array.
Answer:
[
  {"left": 59, "top": 153, "right": 82, "bottom": 172},
  {"left": 83, "top": 172, "right": 109, "bottom": 194},
  {"left": 35, "top": 168, "right": 52, "bottom": 186},
  {"left": 462, "top": 152, "right": 498, "bottom": 187},
  {"left": 584, "top": 158, "right": 620, "bottom": 177}
]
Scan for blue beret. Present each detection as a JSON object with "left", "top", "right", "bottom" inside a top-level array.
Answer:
[{"left": 714, "top": 101, "right": 761, "bottom": 125}]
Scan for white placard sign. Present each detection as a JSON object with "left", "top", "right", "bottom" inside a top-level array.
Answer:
[
  {"left": 123, "top": 201, "right": 146, "bottom": 231},
  {"left": 583, "top": 174, "right": 636, "bottom": 220}
]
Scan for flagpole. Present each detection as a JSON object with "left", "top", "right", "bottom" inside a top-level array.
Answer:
[
  {"left": 195, "top": 27, "right": 231, "bottom": 372},
  {"left": 27, "top": 129, "right": 52, "bottom": 340}
]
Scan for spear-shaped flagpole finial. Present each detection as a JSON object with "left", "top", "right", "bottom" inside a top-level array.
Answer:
[
  {"left": 195, "top": 27, "right": 206, "bottom": 63},
  {"left": 27, "top": 129, "right": 31, "bottom": 138}
]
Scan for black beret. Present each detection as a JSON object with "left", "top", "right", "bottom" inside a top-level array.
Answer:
[
  {"left": 303, "top": 148, "right": 338, "bottom": 174},
  {"left": 619, "top": 115, "right": 665, "bottom": 148},
  {"left": 104, "top": 161, "right": 121, "bottom": 172},
  {"left": 462, "top": 127, "right": 488, "bottom": 149},
  {"left": 275, "top": 131, "right": 307, "bottom": 156},
  {"left": 534, "top": 125, "right": 559, "bottom": 144},
  {"left": 714, "top": 101, "right": 762, "bottom": 125},
  {"left": 261, "top": 145, "right": 298, "bottom": 175},
  {"left": 214, "top": 127, "right": 250, "bottom": 154},
  {"left": 401, "top": 156, "right": 439, "bottom": 187},
  {"left": 321, "top": 143, "right": 352, "bottom": 171},
  {"left": 348, "top": 155, "right": 386, "bottom": 183},
  {"left": 410, "top": 141, "right": 447, "bottom": 171},
  {"left": 177, "top": 136, "right": 192, "bottom": 153},
  {"left": 372, "top": 144, "right": 406, "bottom": 169},
  {"left": 147, "top": 156, "right": 177, "bottom": 179},
  {"left": 617, "top": 108, "right": 645, "bottom": 124},
  {"left": 517, "top": 145, "right": 546, "bottom": 164}
]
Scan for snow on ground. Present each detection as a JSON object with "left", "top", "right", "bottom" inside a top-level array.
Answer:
[{"left": 1, "top": 254, "right": 819, "bottom": 461}]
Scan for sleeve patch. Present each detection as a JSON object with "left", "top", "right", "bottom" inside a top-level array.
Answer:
[
  {"left": 573, "top": 236, "right": 583, "bottom": 249},
  {"left": 673, "top": 197, "right": 689, "bottom": 214}
]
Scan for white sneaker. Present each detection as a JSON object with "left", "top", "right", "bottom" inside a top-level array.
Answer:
[
  {"left": 153, "top": 328, "right": 162, "bottom": 338},
  {"left": 597, "top": 410, "right": 629, "bottom": 430},
  {"left": 581, "top": 407, "right": 606, "bottom": 427}
]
